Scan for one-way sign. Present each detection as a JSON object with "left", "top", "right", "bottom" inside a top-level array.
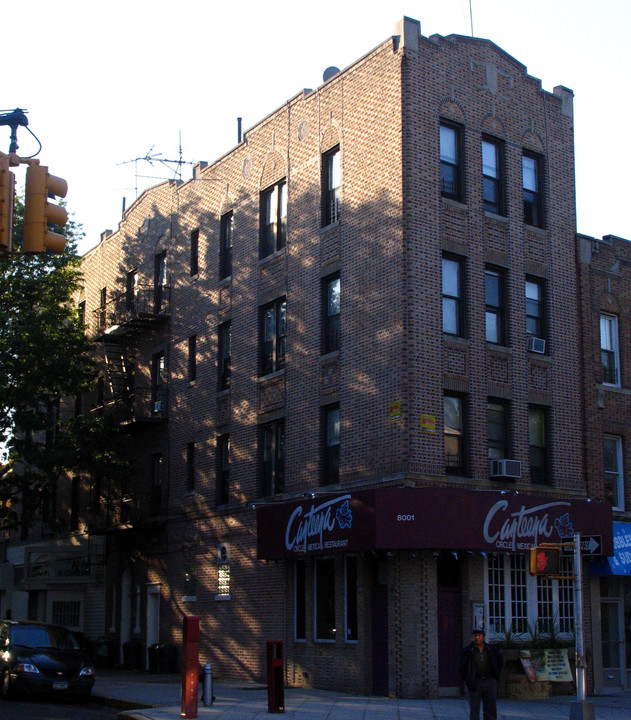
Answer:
[{"left": 562, "top": 535, "right": 602, "bottom": 556}]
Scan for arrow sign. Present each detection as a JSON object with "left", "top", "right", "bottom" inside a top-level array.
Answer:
[{"left": 562, "top": 535, "right": 602, "bottom": 556}]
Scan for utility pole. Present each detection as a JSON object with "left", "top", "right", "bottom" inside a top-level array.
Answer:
[{"left": 570, "top": 532, "right": 594, "bottom": 720}]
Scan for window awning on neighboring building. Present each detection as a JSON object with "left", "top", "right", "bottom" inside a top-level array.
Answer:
[
  {"left": 589, "top": 521, "right": 631, "bottom": 576},
  {"left": 256, "top": 486, "right": 613, "bottom": 560}
]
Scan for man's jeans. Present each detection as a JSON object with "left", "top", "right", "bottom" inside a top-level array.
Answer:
[{"left": 468, "top": 677, "right": 498, "bottom": 720}]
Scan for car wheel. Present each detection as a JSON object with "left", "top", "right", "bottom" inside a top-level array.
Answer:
[{"left": 1, "top": 669, "right": 13, "bottom": 700}]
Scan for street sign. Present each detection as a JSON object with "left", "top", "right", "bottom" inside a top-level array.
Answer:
[{"left": 562, "top": 535, "right": 602, "bottom": 556}]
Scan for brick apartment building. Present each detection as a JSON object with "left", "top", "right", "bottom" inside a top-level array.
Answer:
[
  {"left": 0, "top": 17, "right": 616, "bottom": 698},
  {"left": 578, "top": 232, "right": 631, "bottom": 692}
]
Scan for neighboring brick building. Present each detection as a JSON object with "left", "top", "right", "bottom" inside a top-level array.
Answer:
[
  {"left": 578, "top": 232, "right": 631, "bottom": 692},
  {"left": 3, "top": 17, "right": 614, "bottom": 698}
]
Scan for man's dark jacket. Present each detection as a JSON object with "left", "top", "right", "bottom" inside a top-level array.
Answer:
[{"left": 458, "top": 642, "right": 503, "bottom": 691}]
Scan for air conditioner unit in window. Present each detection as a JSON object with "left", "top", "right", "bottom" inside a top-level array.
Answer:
[
  {"left": 528, "top": 336, "right": 546, "bottom": 354},
  {"left": 154, "top": 400, "right": 164, "bottom": 413},
  {"left": 490, "top": 459, "right": 522, "bottom": 479}
]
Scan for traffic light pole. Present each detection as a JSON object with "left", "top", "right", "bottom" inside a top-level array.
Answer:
[{"left": 570, "top": 531, "right": 594, "bottom": 720}]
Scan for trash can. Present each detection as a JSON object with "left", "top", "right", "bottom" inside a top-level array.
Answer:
[
  {"left": 123, "top": 639, "right": 143, "bottom": 670},
  {"left": 148, "top": 643, "right": 160, "bottom": 674},
  {"left": 266, "top": 641, "right": 284, "bottom": 713},
  {"left": 158, "top": 643, "right": 178, "bottom": 673},
  {"left": 94, "top": 639, "right": 115, "bottom": 668}
]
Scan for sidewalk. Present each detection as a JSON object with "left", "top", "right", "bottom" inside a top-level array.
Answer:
[{"left": 92, "top": 669, "right": 631, "bottom": 720}]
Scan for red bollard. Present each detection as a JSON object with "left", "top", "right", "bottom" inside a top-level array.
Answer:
[{"left": 181, "top": 616, "right": 200, "bottom": 719}]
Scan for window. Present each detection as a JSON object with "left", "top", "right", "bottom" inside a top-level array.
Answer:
[
  {"left": 323, "top": 275, "right": 340, "bottom": 354},
  {"left": 522, "top": 152, "right": 543, "bottom": 227},
  {"left": 52, "top": 600, "right": 81, "bottom": 628},
  {"left": 152, "top": 352, "right": 166, "bottom": 413},
  {"left": 216, "top": 544, "right": 230, "bottom": 599},
  {"left": 190, "top": 229, "right": 199, "bottom": 276},
  {"left": 184, "top": 562, "right": 197, "bottom": 599},
  {"left": 218, "top": 321, "right": 231, "bottom": 390},
  {"left": 322, "top": 147, "right": 340, "bottom": 226},
  {"left": 440, "top": 122, "right": 463, "bottom": 201},
  {"left": 260, "top": 419, "right": 285, "bottom": 497},
  {"left": 323, "top": 404, "right": 340, "bottom": 485},
  {"left": 482, "top": 137, "right": 504, "bottom": 215},
  {"left": 187, "top": 442, "right": 195, "bottom": 491},
  {"left": 528, "top": 406, "right": 548, "bottom": 484},
  {"left": 442, "top": 255, "right": 464, "bottom": 336},
  {"left": 260, "top": 298, "right": 286, "bottom": 376},
  {"left": 154, "top": 252, "right": 167, "bottom": 312},
  {"left": 78, "top": 300, "right": 86, "bottom": 326},
  {"left": 487, "top": 554, "right": 573, "bottom": 639},
  {"left": 485, "top": 266, "right": 505, "bottom": 344},
  {"left": 126, "top": 270, "right": 138, "bottom": 312},
  {"left": 217, "top": 434, "right": 230, "bottom": 505},
  {"left": 260, "top": 181, "right": 287, "bottom": 258},
  {"left": 70, "top": 476, "right": 80, "bottom": 532},
  {"left": 604, "top": 435, "right": 624, "bottom": 510},
  {"left": 600, "top": 314, "right": 620, "bottom": 386},
  {"left": 488, "top": 400, "right": 508, "bottom": 460},
  {"left": 220, "top": 211, "right": 233, "bottom": 280},
  {"left": 315, "top": 558, "right": 335, "bottom": 641},
  {"left": 345, "top": 556, "right": 358, "bottom": 642},
  {"left": 444, "top": 394, "right": 465, "bottom": 474},
  {"left": 295, "top": 559, "right": 306, "bottom": 641},
  {"left": 525, "top": 277, "right": 545, "bottom": 341},
  {"left": 188, "top": 335, "right": 197, "bottom": 382},
  {"left": 98, "top": 287, "right": 107, "bottom": 329},
  {"left": 151, "top": 453, "right": 162, "bottom": 516}
]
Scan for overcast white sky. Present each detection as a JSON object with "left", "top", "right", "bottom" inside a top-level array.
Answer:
[{"left": 4, "top": 0, "right": 630, "bottom": 255}]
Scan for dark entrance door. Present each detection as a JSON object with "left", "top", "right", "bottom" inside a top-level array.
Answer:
[
  {"left": 437, "top": 553, "right": 462, "bottom": 689},
  {"left": 371, "top": 584, "right": 388, "bottom": 696}
]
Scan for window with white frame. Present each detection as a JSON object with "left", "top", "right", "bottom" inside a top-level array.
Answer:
[
  {"left": 604, "top": 435, "right": 624, "bottom": 510},
  {"left": 486, "top": 554, "right": 574, "bottom": 640},
  {"left": 600, "top": 314, "right": 620, "bottom": 386}
]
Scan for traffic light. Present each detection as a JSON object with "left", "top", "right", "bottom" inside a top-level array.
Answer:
[
  {"left": 529, "top": 545, "right": 561, "bottom": 576},
  {"left": 0, "top": 151, "right": 15, "bottom": 253},
  {"left": 22, "top": 162, "right": 68, "bottom": 253}
]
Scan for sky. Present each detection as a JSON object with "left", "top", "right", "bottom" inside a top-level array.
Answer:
[{"left": 4, "top": 0, "right": 630, "bottom": 255}]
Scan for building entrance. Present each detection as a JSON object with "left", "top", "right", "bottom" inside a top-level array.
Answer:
[{"left": 437, "top": 552, "right": 462, "bottom": 692}]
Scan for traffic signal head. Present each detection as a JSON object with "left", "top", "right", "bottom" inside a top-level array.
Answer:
[
  {"left": 22, "top": 163, "right": 68, "bottom": 253},
  {"left": 529, "top": 546, "right": 561, "bottom": 576},
  {"left": 0, "top": 152, "right": 15, "bottom": 254}
]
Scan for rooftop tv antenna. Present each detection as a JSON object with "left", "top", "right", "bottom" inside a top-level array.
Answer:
[{"left": 118, "top": 132, "right": 194, "bottom": 199}]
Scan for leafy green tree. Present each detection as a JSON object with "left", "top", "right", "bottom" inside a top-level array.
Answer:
[{"left": 0, "top": 197, "right": 129, "bottom": 531}]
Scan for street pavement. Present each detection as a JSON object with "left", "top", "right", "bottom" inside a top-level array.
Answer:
[{"left": 92, "top": 669, "right": 631, "bottom": 720}]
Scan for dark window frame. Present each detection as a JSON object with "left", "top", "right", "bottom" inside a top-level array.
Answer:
[
  {"left": 190, "top": 229, "right": 199, "bottom": 276},
  {"left": 600, "top": 313, "right": 620, "bottom": 386},
  {"left": 259, "top": 419, "right": 285, "bottom": 497},
  {"left": 440, "top": 121, "right": 464, "bottom": 201},
  {"left": 295, "top": 559, "right": 306, "bottom": 641},
  {"left": 323, "top": 274, "right": 340, "bottom": 354},
  {"left": 482, "top": 136, "right": 504, "bottom": 215},
  {"left": 260, "top": 181, "right": 287, "bottom": 259},
  {"left": 151, "top": 452, "right": 163, "bottom": 516},
  {"left": 315, "top": 557, "right": 336, "bottom": 641},
  {"left": 525, "top": 276, "right": 545, "bottom": 341},
  {"left": 260, "top": 298, "right": 287, "bottom": 376},
  {"left": 186, "top": 442, "right": 195, "bottom": 491},
  {"left": 444, "top": 393, "right": 466, "bottom": 475},
  {"left": 322, "top": 146, "right": 340, "bottom": 226},
  {"left": 152, "top": 351, "right": 166, "bottom": 411},
  {"left": 219, "top": 211, "right": 233, "bottom": 280},
  {"left": 488, "top": 399, "right": 509, "bottom": 460},
  {"left": 522, "top": 151, "right": 544, "bottom": 228},
  {"left": 217, "top": 434, "right": 230, "bottom": 505},
  {"left": 442, "top": 254, "right": 464, "bottom": 337},
  {"left": 322, "top": 403, "right": 340, "bottom": 485},
  {"left": 485, "top": 265, "right": 506, "bottom": 345},
  {"left": 528, "top": 406, "right": 549, "bottom": 484},
  {"left": 188, "top": 335, "right": 197, "bottom": 382},
  {"left": 218, "top": 321, "right": 231, "bottom": 391}
]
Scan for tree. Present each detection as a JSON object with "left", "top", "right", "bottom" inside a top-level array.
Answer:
[{"left": 0, "top": 197, "right": 130, "bottom": 532}]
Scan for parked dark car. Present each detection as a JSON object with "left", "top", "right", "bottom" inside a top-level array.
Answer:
[{"left": 0, "top": 620, "right": 95, "bottom": 699}]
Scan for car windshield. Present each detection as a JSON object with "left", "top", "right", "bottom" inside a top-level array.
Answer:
[{"left": 11, "top": 625, "right": 80, "bottom": 650}]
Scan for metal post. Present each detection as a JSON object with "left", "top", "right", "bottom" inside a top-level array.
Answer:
[
  {"left": 202, "top": 662, "right": 213, "bottom": 706},
  {"left": 570, "top": 532, "right": 594, "bottom": 720}
]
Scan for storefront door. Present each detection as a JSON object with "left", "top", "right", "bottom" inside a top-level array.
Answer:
[
  {"left": 601, "top": 577, "right": 624, "bottom": 688},
  {"left": 437, "top": 552, "right": 462, "bottom": 691}
]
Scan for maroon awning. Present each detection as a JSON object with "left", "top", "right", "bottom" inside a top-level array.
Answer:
[{"left": 256, "top": 487, "right": 613, "bottom": 560}]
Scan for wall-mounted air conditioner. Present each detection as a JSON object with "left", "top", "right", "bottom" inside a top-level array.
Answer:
[
  {"left": 527, "top": 336, "right": 546, "bottom": 354},
  {"left": 490, "top": 459, "right": 522, "bottom": 479}
]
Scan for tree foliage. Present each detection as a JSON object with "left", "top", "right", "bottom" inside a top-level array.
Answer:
[{"left": 0, "top": 197, "right": 130, "bottom": 531}]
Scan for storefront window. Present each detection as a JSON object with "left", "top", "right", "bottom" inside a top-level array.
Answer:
[
  {"left": 345, "top": 556, "right": 358, "bottom": 642},
  {"left": 315, "top": 558, "right": 336, "bottom": 641},
  {"left": 295, "top": 559, "right": 306, "bottom": 641}
]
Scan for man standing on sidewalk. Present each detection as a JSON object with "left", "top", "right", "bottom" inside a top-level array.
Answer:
[{"left": 459, "top": 628, "right": 503, "bottom": 720}]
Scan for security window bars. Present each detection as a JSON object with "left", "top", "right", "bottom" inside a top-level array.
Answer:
[
  {"left": 440, "top": 122, "right": 463, "bottom": 201},
  {"left": 322, "top": 147, "right": 340, "bottom": 226},
  {"left": 220, "top": 211, "right": 233, "bottom": 280},
  {"left": 600, "top": 314, "right": 620, "bottom": 386},
  {"left": 260, "top": 299, "right": 286, "bottom": 376},
  {"left": 260, "top": 181, "right": 287, "bottom": 258}
]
